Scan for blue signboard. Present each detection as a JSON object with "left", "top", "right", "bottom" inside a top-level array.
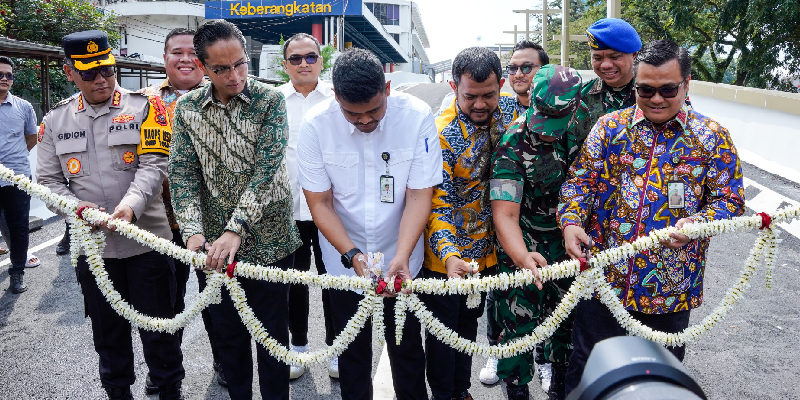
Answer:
[{"left": 205, "top": 0, "right": 363, "bottom": 19}]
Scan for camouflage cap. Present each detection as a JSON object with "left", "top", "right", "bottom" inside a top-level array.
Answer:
[{"left": 528, "top": 64, "right": 583, "bottom": 138}]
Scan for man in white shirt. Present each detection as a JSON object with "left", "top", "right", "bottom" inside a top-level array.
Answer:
[
  {"left": 277, "top": 33, "right": 337, "bottom": 380},
  {"left": 298, "top": 48, "right": 442, "bottom": 400}
]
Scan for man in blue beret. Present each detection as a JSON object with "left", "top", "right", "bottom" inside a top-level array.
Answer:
[{"left": 573, "top": 18, "right": 641, "bottom": 143}]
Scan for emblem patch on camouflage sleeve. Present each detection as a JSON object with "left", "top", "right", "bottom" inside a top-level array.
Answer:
[{"left": 67, "top": 158, "right": 81, "bottom": 174}]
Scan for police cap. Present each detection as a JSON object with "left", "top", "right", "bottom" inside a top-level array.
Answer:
[
  {"left": 586, "top": 18, "right": 642, "bottom": 54},
  {"left": 62, "top": 30, "right": 116, "bottom": 71}
]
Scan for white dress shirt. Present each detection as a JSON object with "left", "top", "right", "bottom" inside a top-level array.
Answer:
[
  {"left": 279, "top": 80, "right": 334, "bottom": 221},
  {"left": 298, "top": 92, "right": 443, "bottom": 278}
]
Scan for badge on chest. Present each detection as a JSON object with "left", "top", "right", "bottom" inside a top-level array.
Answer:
[{"left": 380, "top": 151, "right": 394, "bottom": 203}]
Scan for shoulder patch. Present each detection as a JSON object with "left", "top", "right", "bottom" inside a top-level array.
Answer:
[
  {"left": 147, "top": 96, "right": 169, "bottom": 127},
  {"left": 38, "top": 123, "right": 45, "bottom": 143}
]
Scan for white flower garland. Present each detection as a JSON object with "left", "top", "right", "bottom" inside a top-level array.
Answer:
[{"left": 0, "top": 163, "right": 796, "bottom": 362}]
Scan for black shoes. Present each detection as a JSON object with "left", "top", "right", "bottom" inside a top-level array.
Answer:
[
  {"left": 105, "top": 387, "right": 133, "bottom": 400},
  {"left": 9, "top": 274, "right": 26, "bottom": 294},
  {"left": 451, "top": 390, "right": 474, "bottom": 400},
  {"left": 158, "top": 380, "right": 184, "bottom": 400},
  {"left": 506, "top": 382, "right": 530, "bottom": 400},
  {"left": 214, "top": 361, "right": 228, "bottom": 388},
  {"left": 145, "top": 373, "right": 159, "bottom": 395},
  {"left": 547, "top": 363, "right": 568, "bottom": 400},
  {"left": 55, "top": 224, "right": 70, "bottom": 255}
]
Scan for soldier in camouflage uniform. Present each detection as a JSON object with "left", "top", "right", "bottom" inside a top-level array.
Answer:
[
  {"left": 489, "top": 65, "right": 590, "bottom": 400},
  {"left": 575, "top": 18, "right": 642, "bottom": 142}
]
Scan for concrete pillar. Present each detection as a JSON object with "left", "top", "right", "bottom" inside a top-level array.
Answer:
[
  {"left": 561, "top": 0, "right": 569, "bottom": 66},
  {"left": 607, "top": 0, "right": 621, "bottom": 19},
  {"left": 390, "top": 64, "right": 395, "bottom": 72},
  {"left": 541, "top": 0, "right": 548, "bottom": 49},
  {"left": 312, "top": 17, "right": 323, "bottom": 43},
  {"left": 324, "top": 17, "right": 329, "bottom": 46}
]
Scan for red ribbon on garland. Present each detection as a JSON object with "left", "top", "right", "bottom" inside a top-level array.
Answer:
[
  {"left": 226, "top": 262, "right": 238, "bottom": 278},
  {"left": 375, "top": 277, "right": 404, "bottom": 295},
  {"left": 757, "top": 212, "right": 772, "bottom": 230},
  {"left": 579, "top": 258, "right": 589, "bottom": 273},
  {"left": 76, "top": 205, "right": 89, "bottom": 220}
]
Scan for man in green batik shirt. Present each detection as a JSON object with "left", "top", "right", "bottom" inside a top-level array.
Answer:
[
  {"left": 169, "top": 20, "right": 301, "bottom": 399},
  {"left": 576, "top": 18, "right": 642, "bottom": 142},
  {"left": 489, "top": 65, "right": 589, "bottom": 400}
]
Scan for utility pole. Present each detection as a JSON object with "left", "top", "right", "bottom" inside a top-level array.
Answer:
[{"left": 607, "top": 0, "right": 621, "bottom": 18}]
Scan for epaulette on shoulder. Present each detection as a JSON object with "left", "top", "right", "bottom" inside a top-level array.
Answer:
[{"left": 52, "top": 92, "right": 80, "bottom": 110}]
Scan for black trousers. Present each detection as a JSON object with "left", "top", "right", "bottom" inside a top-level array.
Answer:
[
  {"left": 208, "top": 253, "right": 293, "bottom": 400},
  {"left": 0, "top": 185, "right": 30, "bottom": 276},
  {"left": 170, "top": 229, "right": 221, "bottom": 365},
  {"left": 565, "top": 298, "right": 691, "bottom": 394},
  {"left": 289, "top": 220, "right": 334, "bottom": 346},
  {"left": 330, "top": 274, "right": 427, "bottom": 400},
  {"left": 76, "top": 251, "right": 184, "bottom": 389},
  {"left": 485, "top": 289, "right": 501, "bottom": 346},
  {"left": 421, "top": 268, "right": 488, "bottom": 399}
]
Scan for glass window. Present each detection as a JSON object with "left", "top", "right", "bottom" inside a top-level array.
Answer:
[{"left": 366, "top": 3, "right": 400, "bottom": 26}]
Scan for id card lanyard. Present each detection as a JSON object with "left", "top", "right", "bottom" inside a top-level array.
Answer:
[
  {"left": 380, "top": 151, "right": 394, "bottom": 203},
  {"left": 668, "top": 154, "right": 685, "bottom": 210}
]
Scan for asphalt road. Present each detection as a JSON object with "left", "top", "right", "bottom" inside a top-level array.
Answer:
[{"left": 1, "top": 82, "right": 799, "bottom": 399}]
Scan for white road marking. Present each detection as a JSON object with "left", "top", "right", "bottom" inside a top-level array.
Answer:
[
  {"left": 743, "top": 177, "right": 800, "bottom": 239},
  {"left": 373, "top": 344, "right": 395, "bottom": 399},
  {"left": 0, "top": 235, "right": 64, "bottom": 267}
]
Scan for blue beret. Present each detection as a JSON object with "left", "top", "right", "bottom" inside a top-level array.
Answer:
[{"left": 586, "top": 18, "right": 642, "bottom": 54}]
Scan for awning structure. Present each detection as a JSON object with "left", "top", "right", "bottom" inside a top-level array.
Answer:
[{"left": 0, "top": 37, "right": 166, "bottom": 113}]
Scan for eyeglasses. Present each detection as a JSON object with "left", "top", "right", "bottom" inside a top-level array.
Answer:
[
  {"left": 207, "top": 59, "right": 249, "bottom": 77},
  {"left": 506, "top": 63, "right": 541, "bottom": 75},
  {"left": 286, "top": 53, "right": 320, "bottom": 66},
  {"left": 72, "top": 66, "right": 116, "bottom": 81},
  {"left": 0, "top": 72, "right": 13, "bottom": 81},
  {"left": 635, "top": 81, "right": 685, "bottom": 98}
]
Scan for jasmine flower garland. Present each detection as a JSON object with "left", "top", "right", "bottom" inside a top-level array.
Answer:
[{"left": 0, "top": 163, "right": 796, "bottom": 362}]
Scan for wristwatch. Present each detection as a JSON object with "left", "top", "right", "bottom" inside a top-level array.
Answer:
[{"left": 341, "top": 248, "right": 363, "bottom": 269}]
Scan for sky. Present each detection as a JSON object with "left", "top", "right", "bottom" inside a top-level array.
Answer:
[{"left": 413, "top": 0, "right": 546, "bottom": 63}]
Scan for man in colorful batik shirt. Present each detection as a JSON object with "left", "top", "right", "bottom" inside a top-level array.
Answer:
[
  {"left": 490, "top": 65, "right": 590, "bottom": 400},
  {"left": 138, "top": 28, "right": 225, "bottom": 393},
  {"left": 423, "top": 47, "right": 517, "bottom": 400},
  {"left": 557, "top": 40, "right": 745, "bottom": 394},
  {"left": 169, "top": 20, "right": 301, "bottom": 399}
]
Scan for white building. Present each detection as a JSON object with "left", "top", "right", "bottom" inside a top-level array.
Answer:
[{"left": 95, "top": 0, "right": 431, "bottom": 86}]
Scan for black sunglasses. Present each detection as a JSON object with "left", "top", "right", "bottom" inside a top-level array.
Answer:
[
  {"left": 635, "top": 81, "right": 685, "bottom": 98},
  {"left": 506, "top": 63, "right": 541, "bottom": 75},
  {"left": 287, "top": 53, "right": 319, "bottom": 66},
  {"left": 0, "top": 72, "right": 13, "bottom": 80},
  {"left": 73, "top": 66, "right": 116, "bottom": 81}
]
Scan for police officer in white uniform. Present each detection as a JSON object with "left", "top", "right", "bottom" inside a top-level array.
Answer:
[{"left": 36, "top": 30, "right": 185, "bottom": 400}]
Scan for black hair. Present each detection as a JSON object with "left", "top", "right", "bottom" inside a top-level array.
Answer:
[
  {"left": 0, "top": 56, "right": 14, "bottom": 68},
  {"left": 513, "top": 40, "right": 550, "bottom": 65},
  {"left": 634, "top": 40, "right": 692, "bottom": 80},
  {"left": 332, "top": 48, "right": 386, "bottom": 104},
  {"left": 194, "top": 20, "right": 247, "bottom": 62},
  {"left": 283, "top": 33, "right": 321, "bottom": 59},
  {"left": 164, "top": 28, "right": 196, "bottom": 54},
  {"left": 452, "top": 47, "right": 502, "bottom": 87}
]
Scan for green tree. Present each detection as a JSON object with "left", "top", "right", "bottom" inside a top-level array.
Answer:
[
  {"left": 273, "top": 35, "right": 336, "bottom": 83},
  {"left": 0, "top": 0, "right": 120, "bottom": 105}
]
